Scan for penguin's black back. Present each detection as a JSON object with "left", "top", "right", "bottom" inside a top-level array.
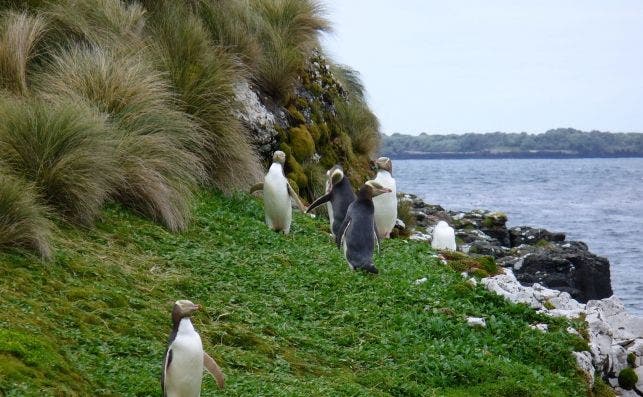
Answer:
[
  {"left": 343, "top": 197, "right": 377, "bottom": 271},
  {"left": 331, "top": 177, "right": 356, "bottom": 236}
]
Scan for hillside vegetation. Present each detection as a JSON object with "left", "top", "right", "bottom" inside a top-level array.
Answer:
[
  {"left": 382, "top": 129, "right": 643, "bottom": 158},
  {"left": 0, "top": 192, "right": 591, "bottom": 396},
  {"left": 0, "top": 0, "right": 380, "bottom": 259}
]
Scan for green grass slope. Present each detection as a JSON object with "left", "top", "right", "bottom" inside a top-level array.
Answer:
[{"left": 0, "top": 192, "right": 589, "bottom": 396}]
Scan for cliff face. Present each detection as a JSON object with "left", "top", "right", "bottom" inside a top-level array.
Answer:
[{"left": 236, "top": 49, "right": 379, "bottom": 202}]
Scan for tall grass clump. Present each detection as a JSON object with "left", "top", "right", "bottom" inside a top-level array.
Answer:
[
  {"left": 332, "top": 63, "right": 366, "bottom": 100},
  {"left": 0, "top": 171, "right": 53, "bottom": 258},
  {"left": 46, "top": 0, "right": 146, "bottom": 48},
  {"left": 148, "top": 3, "right": 262, "bottom": 192},
  {"left": 0, "top": 10, "right": 47, "bottom": 94},
  {"left": 0, "top": 96, "right": 120, "bottom": 225},
  {"left": 332, "top": 64, "right": 381, "bottom": 157},
  {"left": 197, "top": 0, "right": 263, "bottom": 72},
  {"left": 251, "top": 0, "right": 329, "bottom": 102},
  {"left": 335, "top": 100, "right": 380, "bottom": 157},
  {"left": 37, "top": 45, "right": 205, "bottom": 231}
]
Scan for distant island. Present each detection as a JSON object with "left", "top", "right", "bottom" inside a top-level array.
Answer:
[{"left": 381, "top": 128, "right": 643, "bottom": 159}]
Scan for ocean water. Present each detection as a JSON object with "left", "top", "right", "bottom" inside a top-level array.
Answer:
[{"left": 394, "top": 158, "right": 643, "bottom": 315}]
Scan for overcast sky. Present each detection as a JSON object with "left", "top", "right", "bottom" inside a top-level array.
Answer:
[{"left": 320, "top": 1, "right": 643, "bottom": 135}]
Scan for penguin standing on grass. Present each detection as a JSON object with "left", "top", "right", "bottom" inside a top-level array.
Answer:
[
  {"left": 250, "top": 151, "right": 306, "bottom": 234},
  {"left": 372, "top": 157, "right": 397, "bottom": 239},
  {"left": 336, "top": 180, "right": 392, "bottom": 274},
  {"left": 306, "top": 165, "right": 356, "bottom": 237},
  {"left": 162, "top": 300, "right": 224, "bottom": 397}
]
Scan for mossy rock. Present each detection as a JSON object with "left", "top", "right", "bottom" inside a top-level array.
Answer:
[
  {"left": 308, "top": 123, "right": 321, "bottom": 143},
  {"left": 279, "top": 142, "right": 293, "bottom": 161},
  {"left": 618, "top": 367, "right": 638, "bottom": 390},
  {"left": 287, "top": 105, "right": 307, "bottom": 124},
  {"left": 627, "top": 352, "right": 636, "bottom": 367},
  {"left": 289, "top": 125, "right": 315, "bottom": 162},
  {"left": 287, "top": 178, "right": 300, "bottom": 195},
  {"left": 471, "top": 268, "right": 489, "bottom": 278},
  {"left": 482, "top": 212, "right": 508, "bottom": 228},
  {"left": 319, "top": 146, "right": 339, "bottom": 169}
]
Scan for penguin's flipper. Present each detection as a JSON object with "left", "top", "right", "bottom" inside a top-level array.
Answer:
[
  {"left": 373, "top": 221, "right": 381, "bottom": 255},
  {"left": 203, "top": 352, "right": 225, "bottom": 389},
  {"left": 161, "top": 348, "right": 172, "bottom": 396},
  {"left": 287, "top": 182, "right": 307, "bottom": 213},
  {"left": 306, "top": 192, "right": 331, "bottom": 213},
  {"left": 336, "top": 214, "right": 351, "bottom": 248},
  {"left": 249, "top": 182, "right": 264, "bottom": 194}
]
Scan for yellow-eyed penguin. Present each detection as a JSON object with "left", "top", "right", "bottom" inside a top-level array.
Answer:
[
  {"left": 431, "top": 221, "right": 456, "bottom": 250},
  {"left": 306, "top": 165, "right": 356, "bottom": 237},
  {"left": 250, "top": 151, "right": 306, "bottom": 234},
  {"left": 372, "top": 157, "right": 397, "bottom": 239},
  {"left": 336, "top": 180, "right": 391, "bottom": 274},
  {"left": 162, "top": 300, "right": 224, "bottom": 397}
]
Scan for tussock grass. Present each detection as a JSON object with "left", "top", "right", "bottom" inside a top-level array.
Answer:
[
  {"left": 0, "top": 96, "right": 120, "bottom": 225},
  {"left": 252, "top": 0, "right": 329, "bottom": 51},
  {"left": 335, "top": 100, "right": 380, "bottom": 157},
  {"left": 46, "top": 0, "right": 146, "bottom": 47},
  {"left": 36, "top": 45, "right": 205, "bottom": 231},
  {"left": 197, "top": 0, "right": 263, "bottom": 72},
  {"left": 255, "top": 30, "right": 302, "bottom": 102},
  {"left": 331, "top": 64, "right": 381, "bottom": 158},
  {"left": 0, "top": 10, "right": 47, "bottom": 94},
  {"left": 252, "top": 0, "right": 329, "bottom": 102},
  {"left": 149, "top": 3, "right": 262, "bottom": 192},
  {"left": 0, "top": 171, "right": 53, "bottom": 258},
  {"left": 332, "top": 63, "right": 366, "bottom": 100}
]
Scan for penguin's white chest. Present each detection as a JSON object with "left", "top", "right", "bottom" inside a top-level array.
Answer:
[
  {"left": 165, "top": 320, "right": 204, "bottom": 397},
  {"left": 372, "top": 171, "right": 397, "bottom": 238},
  {"left": 263, "top": 164, "right": 291, "bottom": 232},
  {"left": 325, "top": 175, "right": 334, "bottom": 230}
]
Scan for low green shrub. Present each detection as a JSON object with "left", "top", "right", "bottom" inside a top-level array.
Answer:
[
  {"left": 627, "top": 352, "right": 636, "bottom": 367},
  {"left": 618, "top": 367, "right": 638, "bottom": 390}
]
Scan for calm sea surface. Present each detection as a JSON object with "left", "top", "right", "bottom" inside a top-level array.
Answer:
[{"left": 394, "top": 158, "right": 643, "bottom": 315}]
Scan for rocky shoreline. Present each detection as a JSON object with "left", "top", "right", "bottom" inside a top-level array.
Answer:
[{"left": 400, "top": 192, "right": 643, "bottom": 395}]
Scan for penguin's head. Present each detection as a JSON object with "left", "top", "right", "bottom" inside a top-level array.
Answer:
[
  {"left": 330, "top": 167, "right": 344, "bottom": 185},
  {"left": 375, "top": 157, "right": 392, "bottom": 174},
  {"left": 273, "top": 151, "right": 286, "bottom": 165},
  {"left": 172, "top": 300, "right": 201, "bottom": 321},
  {"left": 364, "top": 180, "right": 392, "bottom": 197}
]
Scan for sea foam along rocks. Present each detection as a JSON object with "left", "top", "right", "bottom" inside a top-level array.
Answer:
[{"left": 482, "top": 269, "right": 643, "bottom": 392}]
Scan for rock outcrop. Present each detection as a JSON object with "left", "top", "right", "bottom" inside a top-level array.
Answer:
[
  {"left": 401, "top": 191, "right": 638, "bottom": 393},
  {"left": 481, "top": 269, "right": 643, "bottom": 394},
  {"left": 400, "top": 192, "right": 613, "bottom": 303}
]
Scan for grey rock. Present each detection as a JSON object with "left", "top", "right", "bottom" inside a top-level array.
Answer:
[
  {"left": 509, "top": 226, "right": 565, "bottom": 247},
  {"left": 467, "top": 317, "right": 486, "bottom": 328},
  {"left": 573, "top": 351, "right": 595, "bottom": 385}
]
